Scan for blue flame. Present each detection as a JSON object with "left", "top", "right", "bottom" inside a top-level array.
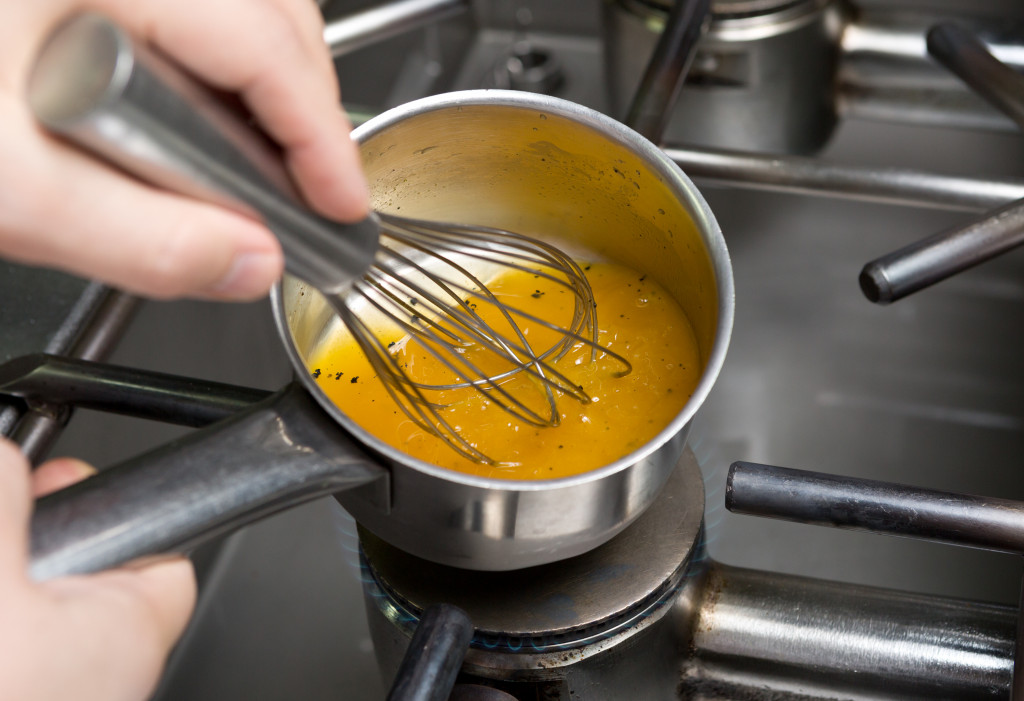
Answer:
[
  {"left": 688, "top": 429, "right": 733, "bottom": 553},
  {"left": 326, "top": 501, "right": 366, "bottom": 578}
]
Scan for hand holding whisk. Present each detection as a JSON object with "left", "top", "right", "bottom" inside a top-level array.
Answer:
[{"left": 29, "top": 12, "right": 632, "bottom": 463}]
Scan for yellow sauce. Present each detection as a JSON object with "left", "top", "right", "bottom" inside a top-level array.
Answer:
[{"left": 310, "top": 262, "right": 702, "bottom": 480}]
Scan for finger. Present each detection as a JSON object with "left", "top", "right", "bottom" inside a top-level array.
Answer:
[
  {"left": 266, "top": 0, "right": 338, "bottom": 101},
  {"left": 0, "top": 440, "right": 32, "bottom": 570},
  {"left": 38, "top": 557, "right": 197, "bottom": 701},
  {"left": 108, "top": 0, "right": 369, "bottom": 222},
  {"left": 0, "top": 97, "right": 284, "bottom": 300},
  {"left": 31, "top": 457, "right": 95, "bottom": 498}
]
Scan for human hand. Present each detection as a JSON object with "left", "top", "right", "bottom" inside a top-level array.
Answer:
[
  {"left": 0, "top": 439, "right": 197, "bottom": 701},
  {"left": 1, "top": 0, "right": 369, "bottom": 301}
]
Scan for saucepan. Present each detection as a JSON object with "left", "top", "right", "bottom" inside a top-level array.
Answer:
[{"left": 27, "top": 16, "right": 734, "bottom": 579}]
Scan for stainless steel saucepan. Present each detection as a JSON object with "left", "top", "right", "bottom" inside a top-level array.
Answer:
[{"left": 27, "top": 14, "right": 734, "bottom": 579}]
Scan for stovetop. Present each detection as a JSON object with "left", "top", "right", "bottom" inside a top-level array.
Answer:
[{"left": 8, "top": 0, "right": 1024, "bottom": 698}]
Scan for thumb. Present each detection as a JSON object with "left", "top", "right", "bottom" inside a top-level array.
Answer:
[
  {"left": 31, "top": 457, "right": 96, "bottom": 498},
  {"left": 0, "top": 439, "right": 33, "bottom": 575}
]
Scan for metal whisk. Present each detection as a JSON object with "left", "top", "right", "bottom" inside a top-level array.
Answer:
[
  {"left": 28, "top": 12, "right": 631, "bottom": 463},
  {"left": 342, "top": 213, "right": 629, "bottom": 462}
]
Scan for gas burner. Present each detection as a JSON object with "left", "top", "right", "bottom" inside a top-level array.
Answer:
[{"left": 360, "top": 451, "right": 705, "bottom": 699}]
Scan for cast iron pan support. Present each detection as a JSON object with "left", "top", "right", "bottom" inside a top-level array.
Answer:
[
  {"left": 1, "top": 353, "right": 272, "bottom": 428},
  {"left": 727, "top": 461, "right": 1024, "bottom": 700},
  {"left": 859, "top": 23, "right": 1024, "bottom": 304},
  {"left": 387, "top": 604, "right": 474, "bottom": 701},
  {"left": 624, "top": 0, "right": 712, "bottom": 142}
]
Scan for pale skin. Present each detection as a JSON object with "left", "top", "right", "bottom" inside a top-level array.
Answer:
[{"left": 0, "top": 1, "right": 369, "bottom": 699}]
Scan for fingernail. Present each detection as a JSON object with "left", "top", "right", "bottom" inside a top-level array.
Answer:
[
  {"left": 69, "top": 459, "right": 97, "bottom": 478},
  {"left": 47, "top": 458, "right": 96, "bottom": 479},
  {"left": 209, "top": 251, "right": 282, "bottom": 300}
]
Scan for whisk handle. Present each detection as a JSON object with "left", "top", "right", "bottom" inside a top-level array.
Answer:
[{"left": 26, "top": 12, "right": 379, "bottom": 296}]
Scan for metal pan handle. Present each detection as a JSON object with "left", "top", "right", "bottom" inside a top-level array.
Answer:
[{"left": 30, "top": 383, "right": 389, "bottom": 581}]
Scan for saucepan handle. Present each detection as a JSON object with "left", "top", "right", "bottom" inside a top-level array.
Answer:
[{"left": 30, "top": 382, "right": 390, "bottom": 581}]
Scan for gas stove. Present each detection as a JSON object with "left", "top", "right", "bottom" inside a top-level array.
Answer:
[{"left": 5, "top": 0, "right": 1024, "bottom": 698}]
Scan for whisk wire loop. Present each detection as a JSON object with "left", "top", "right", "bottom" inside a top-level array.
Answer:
[
  {"left": 378, "top": 213, "right": 600, "bottom": 357},
  {"left": 336, "top": 214, "right": 635, "bottom": 465},
  {"left": 361, "top": 245, "right": 620, "bottom": 401},
  {"left": 335, "top": 304, "right": 497, "bottom": 464},
  {"left": 350, "top": 267, "right": 565, "bottom": 427}
]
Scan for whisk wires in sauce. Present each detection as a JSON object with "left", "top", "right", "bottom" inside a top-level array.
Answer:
[{"left": 335, "top": 213, "right": 633, "bottom": 465}]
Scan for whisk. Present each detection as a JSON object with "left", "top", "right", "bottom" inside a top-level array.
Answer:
[{"left": 28, "top": 12, "right": 631, "bottom": 463}]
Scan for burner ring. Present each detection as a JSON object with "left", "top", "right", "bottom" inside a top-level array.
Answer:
[
  {"left": 362, "top": 530, "right": 706, "bottom": 654},
  {"left": 359, "top": 449, "right": 706, "bottom": 648}
]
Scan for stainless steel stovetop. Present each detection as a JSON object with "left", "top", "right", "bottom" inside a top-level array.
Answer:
[{"left": 9, "top": 0, "right": 1024, "bottom": 698}]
